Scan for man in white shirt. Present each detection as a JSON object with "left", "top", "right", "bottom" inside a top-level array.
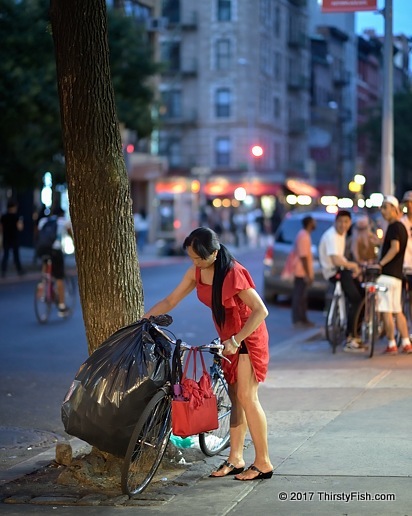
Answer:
[{"left": 319, "top": 210, "right": 362, "bottom": 352}]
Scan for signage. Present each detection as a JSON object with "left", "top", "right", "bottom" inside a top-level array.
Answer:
[{"left": 321, "top": 0, "right": 377, "bottom": 13}]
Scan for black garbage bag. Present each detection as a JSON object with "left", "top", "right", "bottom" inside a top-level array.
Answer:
[{"left": 61, "top": 314, "right": 173, "bottom": 457}]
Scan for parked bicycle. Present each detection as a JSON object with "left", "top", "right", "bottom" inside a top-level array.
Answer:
[
  {"left": 325, "top": 270, "right": 347, "bottom": 353},
  {"left": 357, "top": 264, "right": 387, "bottom": 358},
  {"left": 121, "top": 321, "right": 231, "bottom": 497},
  {"left": 401, "top": 267, "right": 412, "bottom": 333},
  {"left": 34, "top": 254, "right": 76, "bottom": 323}
]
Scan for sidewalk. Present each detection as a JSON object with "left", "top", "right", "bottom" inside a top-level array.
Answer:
[{"left": 2, "top": 326, "right": 412, "bottom": 514}]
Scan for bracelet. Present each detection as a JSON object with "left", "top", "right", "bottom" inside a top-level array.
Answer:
[{"left": 230, "top": 335, "right": 240, "bottom": 349}]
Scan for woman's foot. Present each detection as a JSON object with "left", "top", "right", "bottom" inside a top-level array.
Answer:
[
  {"left": 234, "top": 463, "right": 274, "bottom": 481},
  {"left": 209, "top": 459, "right": 245, "bottom": 477}
]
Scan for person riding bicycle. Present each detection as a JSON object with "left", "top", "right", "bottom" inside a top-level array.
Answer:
[
  {"left": 319, "top": 210, "right": 363, "bottom": 353},
  {"left": 143, "top": 227, "right": 273, "bottom": 481},
  {"left": 377, "top": 195, "right": 411, "bottom": 355},
  {"left": 37, "top": 205, "right": 73, "bottom": 317}
]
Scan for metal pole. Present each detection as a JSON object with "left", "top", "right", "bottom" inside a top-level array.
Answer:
[{"left": 380, "top": 0, "right": 394, "bottom": 195}]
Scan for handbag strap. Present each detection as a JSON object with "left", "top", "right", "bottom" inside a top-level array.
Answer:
[
  {"left": 181, "top": 347, "right": 197, "bottom": 382},
  {"left": 199, "top": 349, "right": 208, "bottom": 376}
]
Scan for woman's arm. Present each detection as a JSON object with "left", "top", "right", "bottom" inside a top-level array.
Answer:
[
  {"left": 231, "top": 288, "right": 268, "bottom": 345},
  {"left": 143, "top": 266, "right": 197, "bottom": 318}
]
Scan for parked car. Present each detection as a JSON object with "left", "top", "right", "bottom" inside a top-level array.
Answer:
[{"left": 263, "top": 210, "right": 336, "bottom": 303}]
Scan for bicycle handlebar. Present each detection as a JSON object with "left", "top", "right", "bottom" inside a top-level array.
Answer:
[{"left": 149, "top": 321, "right": 230, "bottom": 363}]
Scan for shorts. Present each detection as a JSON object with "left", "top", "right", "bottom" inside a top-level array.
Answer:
[
  {"left": 51, "top": 249, "right": 65, "bottom": 280},
  {"left": 377, "top": 274, "right": 402, "bottom": 313},
  {"left": 239, "top": 340, "right": 248, "bottom": 354}
]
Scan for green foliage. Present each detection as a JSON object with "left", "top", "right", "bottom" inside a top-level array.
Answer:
[{"left": 0, "top": 0, "right": 158, "bottom": 190}]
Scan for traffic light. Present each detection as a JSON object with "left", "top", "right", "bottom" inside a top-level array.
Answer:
[{"left": 251, "top": 145, "right": 264, "bottom": 158}]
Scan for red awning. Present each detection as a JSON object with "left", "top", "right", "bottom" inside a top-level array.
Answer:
[
  {"left": 284, "top": 179, "right": 320, "bottom": 198},
  {"left": 204, "top": 180, "right": 281, "bottom": 198}
]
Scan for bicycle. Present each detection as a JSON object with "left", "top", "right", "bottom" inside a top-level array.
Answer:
[
  {"left": 121, "top": 320, "right": 231, "bottom": 497},
  {"left": 357, "top": 264, "right": 387, "bottom": 358},
  {"left": 34, "top": 254, "right": 76, "bottom": 323},
  {"left": 325, "top": 270, "right": 347, "bottom": 353},
  {"left": 401, "top": 267, "right": 412, "bottom": 333}
]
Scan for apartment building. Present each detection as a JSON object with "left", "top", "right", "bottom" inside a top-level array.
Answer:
[{"left": 157, "top": 0, "right": 311, "bottom": 193}]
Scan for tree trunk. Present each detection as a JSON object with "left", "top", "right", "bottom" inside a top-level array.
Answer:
[{"left": 50, "top": 0, "right": 144, "bottom": 354}]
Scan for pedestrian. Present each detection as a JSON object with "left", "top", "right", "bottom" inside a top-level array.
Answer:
[
  {"left": 350, "top": 215, "right": 380, "bottom": 265},
  {"left": 133, "top": 209, "right": 149, "bottom": 252},
  {"left": 143, "top": 227, "right": 273, "bottom": 481},
  {"left": 319, "top": 210, "right": 363, "bottom": 352},
  {"left": 291, "top": 215, "right": 316, "bottom": 328},
  {"left": 377, "top": 195, "right": 411, "bottom": 354},
  {"left": 0, "top": 199, "right": 25, "bottom": 278},
  {"left": 37, "top": 205, "right": 73, "bottom": 317},
  {"left": 400, "top": 191, "right": 412, "bottom": 333}
]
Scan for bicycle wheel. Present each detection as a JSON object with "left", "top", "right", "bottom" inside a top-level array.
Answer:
[
  {"left": 199, "top": 367, "right": 231, "bottom": 456},
  {"left": 367, "top": 297, "right": 378, "bottom": 358},
  {"left": 325, "top": 298, "right": 345, "bottom": 353},
  {"left": 34, "top": 278, "right": 52, "bottom": 323},
  {"left": 121, "top": 389, "right": 172, "bottom": 497}
]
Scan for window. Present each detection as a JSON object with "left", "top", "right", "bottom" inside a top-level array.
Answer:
[
  {"left": 274, "top": 6, "right": 281, "bottom": 38},
  {"left": 217, "top": 0, "right": 231, "bottom": 21},
  {"left": 159, "top": 134, "right": 181, "bottom": 167},
  {"left": 162, "top": 0, "right": 180, "bottom": 23},
  {"left": 215, "top": 137, "right": 231, "bottom": 166},
  {"left": 160, "top": 41, "right": 180, "bottom": 72},
  {"left": 160, "top": 90, "right": 182, "bottom": 118},
  {"left": 215, "top": 88, "right": 231, "bottom": 117},
  {"left": 273, "top": 97, "right": 281, "bottom": 119},
  {"left": 216, "top": 39, "right": 231, "bottom": 70},
  {"left": 274, "top": 52, "right": 282, "bottom": 81}
]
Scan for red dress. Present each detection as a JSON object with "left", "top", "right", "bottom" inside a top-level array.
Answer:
[{"left": 195, "top": 262, "right": 269, "bottom": 384}]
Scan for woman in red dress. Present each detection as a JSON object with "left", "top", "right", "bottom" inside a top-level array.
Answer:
[{"left": 144, "top": 227, "right": 273, "bottom": 481}]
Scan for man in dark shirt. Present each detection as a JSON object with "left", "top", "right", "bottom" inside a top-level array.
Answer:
[
  {"left": 377, "top": 195, "right": 410, "bottom": 354},
  {"left": 1, "top": 199, "right": 24, "bottom": 278}
]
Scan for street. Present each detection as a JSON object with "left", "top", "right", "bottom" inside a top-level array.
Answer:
[{"left": 1, "top": 248, "right": 412, "bottom": 514}]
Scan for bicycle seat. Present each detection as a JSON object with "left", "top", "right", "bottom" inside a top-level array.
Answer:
[{"left": 364, "top": 264, "right": 381, "bottom": 281}]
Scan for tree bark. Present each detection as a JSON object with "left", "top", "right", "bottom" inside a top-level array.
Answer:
[{"left": 50, "top": 0, "right": 144, "bottom": 354}]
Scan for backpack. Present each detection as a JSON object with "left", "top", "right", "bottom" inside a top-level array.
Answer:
[{"left": 36, "top": 216, "right": 58, "bottom": 255}]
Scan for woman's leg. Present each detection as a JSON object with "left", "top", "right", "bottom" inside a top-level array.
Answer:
[
  {"left": 209, "top": 382, "right": 247, "bottom": 476},
  {"left": 234, "top": 354, "right": 273, "bottom": 479}
]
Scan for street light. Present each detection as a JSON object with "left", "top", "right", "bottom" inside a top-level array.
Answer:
[{"left": 251, "top": 145, "right": 264, "bottom": 158}]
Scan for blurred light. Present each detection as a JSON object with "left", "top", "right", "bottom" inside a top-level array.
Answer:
[
  {"left": 222, "top": 198, "right": 231, "bottom": 208},
  {"left": 357, "top": 198, "right": 366, "bottom": 208},
  {"left": 191, "top": 180, "right": 200, "bottom": 193},
  {"left": 354, "top": 174, "right": 366, "bottom": 185},
  {"left": 365, "top": 199, "right": 373, "bottom": 208},
  {"left": 62, "top": 235, "right": 75, "bottom": 255},
  {"left": 286, "top": 194, "right": 297, "bottom": 205},
  {"left": 348, "top": 181, "right": 361, "bottom": 193},
  {"left": 212, "top": 199, "right": 222, "bottom": 208},
  {"left": 41, "top": 187, "right": 52, "bottom": 208},
  {"left": 297, "top": 195, "right": 311, "bottom": 205},
  {"left": 173, "top": 220, "right": 181, "bottom": 229},
  {"left": 251, "top": 145, "right": 264, "bottom": 157},
  {"left": 369, "top": 193, "right": 384, "bottom": 207},
  {"left": 320, "top": 195, "right": 338, "bottom": 206},
  {"left": 234, "top": 187, "right": 247, "bottom": 201},
  {"left": 337, "top": 197, "right": 354, "bottom": 208},
  {"left": 377, "top": 228, "right": 384, "bottom": 239},
  {"left": 126, "top": 144, "right": 134, "bottom": 153},
  {"left": 326, "top": 205, "right": 338, "bottom": 214},
  {"left": 244, "top": 195, "right": 254, "bottom": 206},
  {"left": 231, "top": 199, "right": 240, "bottom": 207}
]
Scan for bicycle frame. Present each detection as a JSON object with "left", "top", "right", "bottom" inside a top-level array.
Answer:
[{"left": 360, "top": 279, "right": 387, "bottom": 358}]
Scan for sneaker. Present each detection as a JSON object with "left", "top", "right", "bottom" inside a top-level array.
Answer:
[
  {"left": 58, "top": 306, "right": 70, "bottom": 318},
  {"left": 401, "top": 344, "right": 412, "bottom": 354},
  {"left": 383, "top": 346, "right": 398, "bottom": 355},
  {"left": 343, "top": 339, "right": 366, "bottom": 353}
]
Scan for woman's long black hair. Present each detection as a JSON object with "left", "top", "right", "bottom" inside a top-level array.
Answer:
[{"left": 183, "top": 227, "right": 234, "bottom": 328}]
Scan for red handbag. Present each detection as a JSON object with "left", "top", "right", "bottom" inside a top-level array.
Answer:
[{"left": 172, "top": 347, "right": 218, "bottom": 438}]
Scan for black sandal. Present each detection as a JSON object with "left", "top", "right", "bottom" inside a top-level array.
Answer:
[
  {"left": 209, "top": 460, "right": 245, "bottom": 477},
  {"left": 234, "top": 464, "right": 273, "bottom": 481}
]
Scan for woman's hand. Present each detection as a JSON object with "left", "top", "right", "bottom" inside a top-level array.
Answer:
[{"left": 222, "top": 337, "right": 238, "bottom": 356}]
